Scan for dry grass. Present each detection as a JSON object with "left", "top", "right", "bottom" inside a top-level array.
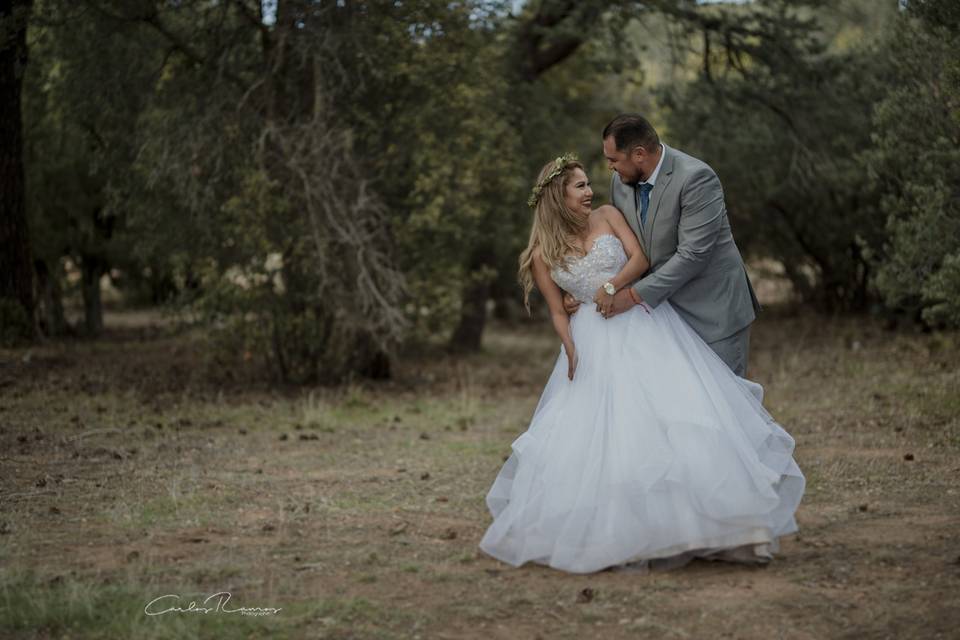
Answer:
[{"left": 1, "top": 307, "right": 958, "bottom": 639}]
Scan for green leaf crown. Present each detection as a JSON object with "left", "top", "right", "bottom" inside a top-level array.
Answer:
[{"left": 527, "top": 152, "right": 579, "bottom": 209}]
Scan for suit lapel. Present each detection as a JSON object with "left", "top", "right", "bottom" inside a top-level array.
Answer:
[
  {"left": 644, "top": 145, "right": 675, "bottom": 243},
  {"left": 614, "top": 174, "right": 643, "bottom": 242}
]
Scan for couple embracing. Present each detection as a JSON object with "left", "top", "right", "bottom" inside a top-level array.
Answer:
[{"left": 479, "top": 114, "right": 806, "bottom": 574}]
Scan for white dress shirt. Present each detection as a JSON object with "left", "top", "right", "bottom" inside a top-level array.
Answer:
[{"left": 642, "top": 143, "right": 666, "bottom": 186}]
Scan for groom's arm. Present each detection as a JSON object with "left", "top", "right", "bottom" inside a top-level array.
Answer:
[
  {"left": 607, "top": 174, "right": 646, "bottom": 312},
  {"left": 632, "top": 166, "right": 724, "bottom": 308}
]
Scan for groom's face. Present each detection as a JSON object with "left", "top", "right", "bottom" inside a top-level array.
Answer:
[{"left": 603, "top": 136, "right": 643, "bottom": 184}]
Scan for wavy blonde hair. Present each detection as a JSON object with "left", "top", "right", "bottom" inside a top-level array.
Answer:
[{"left": 518, "top": 157, "right": 588, "bottom": 313}]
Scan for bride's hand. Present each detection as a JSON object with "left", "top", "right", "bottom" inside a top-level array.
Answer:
[
  {"left": 593, "top": 288, "right": 614, "bottom": 318},
  {"left": 566, "top": 345, "right": 579, "bottom": 381}
]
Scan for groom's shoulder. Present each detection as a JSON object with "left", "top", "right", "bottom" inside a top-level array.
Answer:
[
  {"left": 668, "top": 145, "right": 712, "bottom": 172},
  {"left": 667, "top": 145, "right": 719, "bottom": 181}
]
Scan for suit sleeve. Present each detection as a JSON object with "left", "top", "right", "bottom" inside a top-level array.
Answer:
[
  {"left": 632, "top": 166, "right": 724, "bottom": 308},
  {"left": 608, "top": 174, "right": 618, "bottom": 209}
]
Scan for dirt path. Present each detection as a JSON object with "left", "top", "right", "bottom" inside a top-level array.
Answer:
[{"left": 1, "top": 310, "right": 958, "bottom": 639}]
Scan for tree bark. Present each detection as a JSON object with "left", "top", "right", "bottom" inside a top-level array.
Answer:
[
  {"left": 514, "top": 1, "right": 610, "bottom": 81},
  {"left": 80, "top": 255, "right": 105, "bottom": 336},
  {"left": 34, "top": 258, "right": 67, "bottom": 337},
  {"left": 0, "top": 0, "right": 36, "bottom": 339},
  {"left": 450, "top": 277, "right": 491, "bottom": 353}
]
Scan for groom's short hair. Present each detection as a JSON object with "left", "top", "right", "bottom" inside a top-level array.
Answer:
[{"left": 603, "top": 114, "right": 660, "bottom": 153}]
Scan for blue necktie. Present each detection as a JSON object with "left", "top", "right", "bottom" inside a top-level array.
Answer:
[{"left": 635, "top": 182, "right": 653, "bottom": 226}]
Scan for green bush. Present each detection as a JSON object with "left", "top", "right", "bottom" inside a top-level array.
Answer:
[{"left": 864, "top": 0, "right": 960, "bottom": 327}]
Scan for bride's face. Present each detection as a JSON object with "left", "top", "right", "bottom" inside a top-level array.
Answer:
[{"left": 564, "top": 168, "right": 593, "bottom": 218}]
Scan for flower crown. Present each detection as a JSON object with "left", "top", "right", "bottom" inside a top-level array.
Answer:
[{"left": 527, "top": 152, "right": 579, "bottom": 208}]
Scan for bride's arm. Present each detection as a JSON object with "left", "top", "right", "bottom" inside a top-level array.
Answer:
[
  {"left": 593, "top": 205, "right": 649, "bottom": 312},
  {"left": 532, "top": 250, "right": 578, "bottom": 379}
]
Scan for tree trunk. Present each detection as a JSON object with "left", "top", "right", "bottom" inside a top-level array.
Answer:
[
  {"left": 355, "top": 332, "right": 391, "bottom": 380},
  {"left": 80, "top": 255, "right": 104, "bottom": 336},
  {"left": 450, "top": 277, "right": 491, "bottom": 353},
  {"left": 0, "top": 0, "right": 36, "bottom": 339},
  {"left": 35, "top": 257, "right": 67, "bottom": 337}
]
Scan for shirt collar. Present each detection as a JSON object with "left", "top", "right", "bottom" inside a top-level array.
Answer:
[{"left": 643, "top": 143, "right": 665, "bottom": 186}]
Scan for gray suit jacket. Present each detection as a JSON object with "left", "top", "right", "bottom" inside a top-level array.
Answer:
[{"left": 610, "top": 144, "right": 760, "bottom": 344}]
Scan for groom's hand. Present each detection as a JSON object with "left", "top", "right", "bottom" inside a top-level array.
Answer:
[
  {"left": 604, "top": 288, "right": 643, "bottom": 319},
  {"left": 562, "top": 292, "right": 581, "bottom": 315}
]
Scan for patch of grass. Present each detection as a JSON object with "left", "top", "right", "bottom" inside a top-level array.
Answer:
[
  {"left": 342, "top": 383, "right": 372, "bottom": 409},
  {"left": 328, "top": 490, "right": 400, "bottom": 513},
  {"left": 103, "top": 485, "right": 215, "bottom": 531},
  {"left": 427, "top": 571, "right": 460, "bottom": 583},
  {"left": 185, "top": 564, "right": 246, "bottom": 586},
  {"left": 310, "top": 595, "right": 427, "bottom": 638},
  {"left": 0, "top": 571, "right": 290, "bottom": 640},
  {"left": 297, "top": 390, "right": 339, "bottom": 433},
  {"left": 453, "top": 551, "right": 477, "bottom": 564},
  {"left": 625, "top": 616, "right": 697, "bottom": 638},
  {"left": 440, "top": 439, "right": 507, "bottom": 458},
  {"left": 578, "top": 610, "right": 604, "bottom": 624}
]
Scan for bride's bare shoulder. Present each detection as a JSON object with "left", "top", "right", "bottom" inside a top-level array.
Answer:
[
  {"left": 590, "top": 205, "right": 624, "bottom": 231},
  {"left": 530, "top": 246, "right": 548, "bottom": 270},
  {"left": 594, "top": 204, "right": 626, "bottom": 222}
]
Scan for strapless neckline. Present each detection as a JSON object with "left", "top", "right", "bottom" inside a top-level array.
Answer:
[
  {"left": 550, "top": 233, "right": 627, "bottom": 304},
  {"left": 569, "top": 233, "right": 620, "bottom": 262}
]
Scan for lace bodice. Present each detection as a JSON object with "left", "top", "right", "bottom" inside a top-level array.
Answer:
[{"left": 550, "top": 234, "right": 627, "bottom": 304}]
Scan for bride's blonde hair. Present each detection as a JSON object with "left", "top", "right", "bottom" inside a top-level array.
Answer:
[{"left": 518, "top": 156, "right": 588, "bottom": 313}]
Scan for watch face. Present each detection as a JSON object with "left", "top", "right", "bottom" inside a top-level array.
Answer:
[{"left": 604, "top": 283, "right": 615, "bottom": 295}]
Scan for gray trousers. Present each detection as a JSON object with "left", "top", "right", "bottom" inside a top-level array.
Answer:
[{"left": 707, "top": 323, "right": 752, "bottom": 377}]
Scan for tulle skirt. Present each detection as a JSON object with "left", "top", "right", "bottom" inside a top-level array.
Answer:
[{"left": 478, "top": 301, "right": 805, "bottom": 574}]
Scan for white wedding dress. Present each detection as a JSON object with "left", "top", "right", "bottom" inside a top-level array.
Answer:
[{"left": 479, "top": 234, "right": 805, "bottom": 574}]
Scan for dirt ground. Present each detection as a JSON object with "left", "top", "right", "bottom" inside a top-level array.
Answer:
[{"left": 1, "top": 307, "right": 958, "bottom": 639}]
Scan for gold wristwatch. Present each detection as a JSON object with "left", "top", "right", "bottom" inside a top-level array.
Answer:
[{"left": 603, "top": 282, "right": 616, "bottom": 295}]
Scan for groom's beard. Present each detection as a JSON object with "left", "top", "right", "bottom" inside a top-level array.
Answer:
[{"left": 621, "top": 167, "right": 646, "bottom": 185}]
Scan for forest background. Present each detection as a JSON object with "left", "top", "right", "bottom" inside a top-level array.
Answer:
[{"left": 1, "top": 0, "right": 958, "bottom": 382}]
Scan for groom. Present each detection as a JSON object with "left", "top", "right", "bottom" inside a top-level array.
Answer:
[{"left": 564, "top": 114, "right": 761, "bottom": 376}]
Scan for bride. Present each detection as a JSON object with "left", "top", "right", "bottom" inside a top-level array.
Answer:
[{"left": 478, "top": 154, "right": 805, "bottom": 574}]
